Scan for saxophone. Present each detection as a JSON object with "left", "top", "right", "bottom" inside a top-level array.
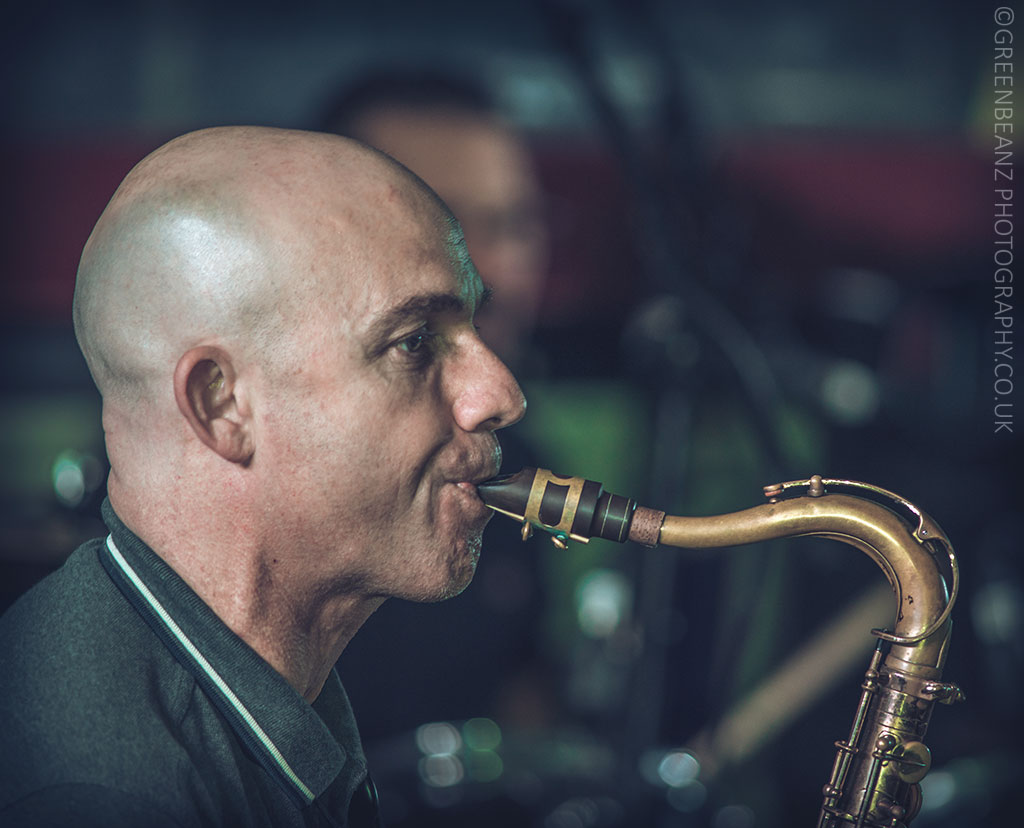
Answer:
[{"left": 478, "top": 468, "right": 963, "bottom": 827}]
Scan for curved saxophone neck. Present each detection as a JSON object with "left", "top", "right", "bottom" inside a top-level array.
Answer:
[
  {"left": 478, "top": 469, "right": 958, "bottom": 674},
  {"left": 703, "top": 475, "right": 957, "bottom": 674}
]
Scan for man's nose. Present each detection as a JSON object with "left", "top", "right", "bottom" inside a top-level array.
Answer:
[{"left": 451, "top": 338, "right": 526, "bottom": 433}]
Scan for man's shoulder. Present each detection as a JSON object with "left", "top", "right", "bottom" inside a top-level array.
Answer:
[
  {"left": 0, "top": 538, "right": 164, "bottom": 683},
  {"left": 2, "top": 537, "right": 109, "bottom": 624},
  {"left": 1, "top": 782, "right": 187, "bottom": 828},
  {"left": 0, "top": 539, "right": 202, "bottom": 812}
]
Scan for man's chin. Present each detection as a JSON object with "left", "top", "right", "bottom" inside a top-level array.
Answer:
[
  {"left": 440, "top": 532, "right": 482, "bottom": 600},
  {"left": 398, "top": 502, "right": 486, "bottom": 602}
]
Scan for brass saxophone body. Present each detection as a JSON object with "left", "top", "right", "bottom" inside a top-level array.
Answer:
[{"left": 477, "top": 469, "right": 962, "bottom": 827}]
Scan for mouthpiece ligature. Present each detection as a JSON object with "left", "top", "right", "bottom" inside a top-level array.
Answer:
[{"left": 478, "top": 467, "right": 664, "bottom": 549}]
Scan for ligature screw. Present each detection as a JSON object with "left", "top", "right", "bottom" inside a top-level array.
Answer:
[{"left": 520, "top": 522, "right": 534, "bottom": 542}]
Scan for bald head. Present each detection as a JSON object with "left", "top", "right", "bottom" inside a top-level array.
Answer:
[{"left": 74, "top": 126, "right": 444, "bottom": 405}]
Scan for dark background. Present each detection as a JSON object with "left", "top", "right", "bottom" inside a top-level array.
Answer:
[{"left": 1, "top": 2, "right": 1018, "bottom": 826}]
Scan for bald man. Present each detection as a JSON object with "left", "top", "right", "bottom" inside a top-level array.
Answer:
[{"left": 0, "top": 126, "right": 525, "bottom": 827}]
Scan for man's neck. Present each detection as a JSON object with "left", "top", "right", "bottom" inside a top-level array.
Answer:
[
  {"left": 225, "top": 582, "right": 385, "bottom": 701},
  {"left": 109, "top": 478, "right": 383, "bottom": 702}
]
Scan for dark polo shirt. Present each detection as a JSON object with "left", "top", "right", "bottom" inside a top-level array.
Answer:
[{"left": 0, "top": 500, "right": 380, "bottom": 827}]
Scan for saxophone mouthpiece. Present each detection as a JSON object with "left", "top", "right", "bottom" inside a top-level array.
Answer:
[
  {"left": 477, "top": 467, "right": 664, "bottom": 547},
  {"left": 476, "top": 468, "right": 537, "bottom": 519}
]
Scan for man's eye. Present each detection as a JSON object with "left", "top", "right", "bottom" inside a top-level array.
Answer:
[
  {"left": 399, "top": 331, "right": 429, "bottom": 353},
  {"left": 395, "top": 328, "right": 438, "bottom": 366}
]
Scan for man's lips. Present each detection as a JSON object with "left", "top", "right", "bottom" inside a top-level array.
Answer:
[
  {"left": 443, "top": 439, "right": 502, "bottom": 509},
  {"left": 452, "top": 479, "right": 490, "bottom": 507},
  {"left": 448, "top": 480, "right": 492, "bottom": 524},
  {"left": 448, "top": 455, "right": 501, "bottom": 495}
]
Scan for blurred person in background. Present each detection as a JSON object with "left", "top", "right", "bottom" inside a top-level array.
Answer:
[{"left": 321, "top": 69, "right": 550, "bottom": 372}]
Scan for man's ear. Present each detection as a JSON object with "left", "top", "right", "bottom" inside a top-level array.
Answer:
[{"left": 173, "top": 346, "right": 254, "bottom": 464}]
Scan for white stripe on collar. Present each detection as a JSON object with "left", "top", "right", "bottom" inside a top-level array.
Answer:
[{"left": 105, "top": 534, "right": 315, "bottom": 803}]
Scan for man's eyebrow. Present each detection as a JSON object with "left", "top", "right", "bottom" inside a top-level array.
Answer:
[{"left": 363, "top": 292, "right": 468, "bottom": 358}]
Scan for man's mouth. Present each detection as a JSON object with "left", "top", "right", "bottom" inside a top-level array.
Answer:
[
  {"left": 454, "top": 475, "right": 497, "bottom": 506},
  {"left": 445, "top": 440, "right": 502, "bottom": 511},
  {"left": 446, "top": 480, "right": 491, "bottom": 526}
]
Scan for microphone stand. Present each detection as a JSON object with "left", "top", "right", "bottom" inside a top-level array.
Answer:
[{"left": 534, "top": 0, "right": 794, "bottom": 816}]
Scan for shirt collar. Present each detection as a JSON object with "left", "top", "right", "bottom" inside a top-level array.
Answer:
[{"left": 97, "top": 499, "right": 366, "bottom": 805}]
